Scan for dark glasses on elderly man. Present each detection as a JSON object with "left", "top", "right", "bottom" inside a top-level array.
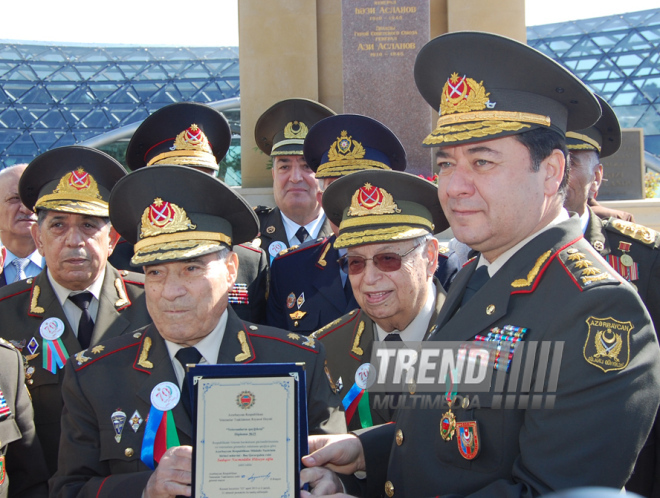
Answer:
[{"left": 338, "top": 243, "right": 422, "bottom": 275}]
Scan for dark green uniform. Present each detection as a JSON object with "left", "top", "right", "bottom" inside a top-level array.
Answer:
[{"left": 0, "top": 266, "right": 150, "bottom": 475}]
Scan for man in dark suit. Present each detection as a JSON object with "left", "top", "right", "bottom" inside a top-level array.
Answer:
[
  {"left": 116, "top": 101, "right": 270, "bottom": 324},
  {"left": 254, "top": 99, "right": 335, "bottom": 261},
  {"left": 310, "top": 170, "right": 450, "bottom": 431},
  {"left": 0, "top": 164, "right": 43, "bottom": 287},
  {"left": 300, "top": 32, "right": 660, "bottom": 497},
  {"left": 0, "top": 338, "right": 49, "bottom": 498},
  {"left": 0, "top": 147, "right": 150, "bottom": 475},
  {"left": 564, "top": 96, "right": 660, "bottom": 497},
  {"left": 50, "top": 165, "right": 344, "bottom": 498}
]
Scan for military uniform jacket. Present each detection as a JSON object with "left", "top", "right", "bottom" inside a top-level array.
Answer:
[
  {"left": 255, "top": 206, "right": 333, "bottom": 256},
  {"left": 0, "top": 340, "right": 48, "bottom": 498},
  {"left": 358, "top": 217, "right": 660, "bottom": 497},
  {"left": 50, "top": 307, "right": 345, "bottom": 498},
  {"left": 267, "top": 236, "right": 359, "bottom": 334},
  {"left": 0, "top": 265, "right": 150, "bottom": 475},
  {"left": 107, "top": 240, "right": 270, "bottom": 325},
  {"left": 312, "top": 279, "right": 447, "bottom": 431}
]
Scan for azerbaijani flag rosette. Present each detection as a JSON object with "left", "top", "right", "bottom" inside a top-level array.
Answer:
[
  {"left": 342, "top": 363, "right": 374, "bottom": 429},
  {"left": 39, "top": 318, "right": 69, "bottom": 374},
  {"left": 141, "top": 382, "right": 181, "bottom": 470}
]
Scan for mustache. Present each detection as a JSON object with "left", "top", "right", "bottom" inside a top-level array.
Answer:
[
  {"left": 61, "top": 251, "right": 89, "bottom": 260},
  {"left": 16, "top": 215, "right": 37, "bottom": 221}
]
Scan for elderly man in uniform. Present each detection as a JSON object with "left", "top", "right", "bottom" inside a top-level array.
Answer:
[
  {"left": 300, "top": 32, "right": 660, "bottom": 497},
  {"left": 311, "top": 169, "right": 449, "bottom": 431},
  {"left": 0, "top": 338, "right": 49, "bottom": 498},
  {"left": 120, "top": 101, "right": 269, "bottom": 324},
  {"left": 254, "top": 98, "right": 335, "bottom": 261},
  {"left": 267, "top": 114, "right": 406, "bottom": 334},
  {"left": 50, "top": 165, "right": 345, "bottom": 498},
  {"left": 0, "top": 146, "right": 150, "bottom": 476},
  {"left": 564, "top": 96, "right": 660, "bottom": 497},
  {"left": 0, "top": 164, "right": 43, "bottom": 286}
]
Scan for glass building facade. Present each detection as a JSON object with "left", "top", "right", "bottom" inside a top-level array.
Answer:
[{"left": 1, "top": 8, "right": 659, "bottom": 183}]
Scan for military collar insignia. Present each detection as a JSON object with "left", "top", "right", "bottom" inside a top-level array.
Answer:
[
  {"left": 29, "top": 285, "right": 45, "bottom": 315},
  {"left": 235, "top": 330, "right": 252, "bottom": 362},
  {"left": 348, "top": 183, "right": 401, "bottom": 217},
  {"left": 114, "top": 278, "right": 130, "bottom": 308},
  {"left": 137, "top": 336, "right": 154, "bottom": 369},
  {"left": 351, "top": 321, "right": 366, "bottom": 356},
  {"left": 511, "top": 250, "right": 552, "bottom": 288}
]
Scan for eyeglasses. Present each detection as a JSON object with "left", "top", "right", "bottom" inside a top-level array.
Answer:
[{"left": 338, "top": 243, "right": 422, "bottom": 275}]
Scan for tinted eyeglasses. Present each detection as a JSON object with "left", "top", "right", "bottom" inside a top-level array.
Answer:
[{"left": 338, "top": 243, "right": 422, "bottom": 275}]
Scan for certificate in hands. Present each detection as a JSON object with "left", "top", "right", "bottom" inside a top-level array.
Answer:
[{"left": 188, "top": 363, "right": 308, "bottom": 498}]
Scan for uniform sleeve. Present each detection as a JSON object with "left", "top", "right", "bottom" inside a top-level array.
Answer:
[
  {"left": 306, "top": 342, "right": 347, "bottom": 436},
  {"left": 49, "top": 360, "right": 151, "bottom": 498},
  {"left": 5, "top": 348, "right": 49, "bottom": 498},
  {"left": 266, "top": 257, "right": 289, "bottom": 330}
]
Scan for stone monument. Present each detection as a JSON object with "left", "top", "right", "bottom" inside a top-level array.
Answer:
[{"left": 599, "top": 128, "right": 645, "bottom": 200}]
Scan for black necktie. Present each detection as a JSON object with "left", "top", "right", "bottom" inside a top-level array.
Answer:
[
  {"left": 384, "top": 332, "right": 402, "bottom": 341},
  {"left": 69, "top": 292, "right": 94, "bottom": 349},
  {"left": 295, "top": 226, "right": 309, "bottom": 244},
  {"left": 460, "top": 266, "right": 490, "bottom": 306},
  {"left": 175, "top": 347, "right": 202, "bottom": 419}
]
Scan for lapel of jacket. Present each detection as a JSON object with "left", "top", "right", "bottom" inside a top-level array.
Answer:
[
  {"left": 134, "top": 326, "right": 192, "bottom": 439},
  {"left": 91, "top": 265, "right": 132, "bottom": 345},
  {"left": 585, "top": 207, "right": 611, "bottom": 257},
  {"left": 260, "top": 208, "right": 288, "bottom": 248},
  {"left": 217, "top": 307, "right": 256, "bottom": 364},
  {"left": 431, "top": 260, "right": 475, "bottom": 334},
  {"left": 424, "top": 278, "right": 448, "bottom": 340},
  {"left": 312, "top": 238, "right": 350, "bottom": 313},
  {"left": 29, "top": 270, "right": 81, "bottom": 354},
  {"left": 318, "top": 216, "right": 334, "bottom": 239}
]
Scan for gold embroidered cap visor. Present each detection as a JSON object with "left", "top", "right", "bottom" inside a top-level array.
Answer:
[
  {"left": 109, "top": 165, "right": 259, "bottom": 266},
  {"left": 322, "top": 170, "right": 449, "bottom": 249},
  {"left": 19, "top": 146, "right": 127, "bottom": 218},
  {"left": 304, "top": 114, "right": 407, "bottom": 179},
  {"left": 566, "top": 95, "right": 621, "bottom": 159},
  {"left": 414, "top": 32, "right": 601, "bottom": 147},
  {"left": 126, "top": 102, "right": 232, "bottom": 173},
  {"left": 254, "top": 98, "right": 336, "bottom": 156}
]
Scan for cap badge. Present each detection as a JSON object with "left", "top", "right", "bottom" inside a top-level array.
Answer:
[
  {"left": 283, "top": 120, "right": 308, "bottom": 140},
  {"left": 328, "top": 130, "right": 366, "bottom": 162},
  {"left": 172, "top": 124, "right": 212, "bottom": 153},
  {"left": 52, "top": 168, "right": 102, "bottom": 199},
  {"left": 348, "top": 183, "right": 401, "bottom": 217},
  {"left": 140, "top": 198, "right": 196, "bottom": 239},
  {"left": 441, "top": 72, "right": 493, "bottom": 116}
]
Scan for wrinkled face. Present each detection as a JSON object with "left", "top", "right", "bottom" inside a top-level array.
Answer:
[
  {"left": 0, "top": 167, "right": 36, "bottom": 241},
  {"left": 271, "top": 155, "right": 322, "bottom": 219},
  {"left": 32, "top": 211, "right": 117, "bottom": 290},
  {"left": 144, "top": 251, "right": 238, "bottom": 346},
  {"left": 348, "top": 238, "right": 437, "bottom": 332},
  {"left": 435, "top": 136, "right": 563, "bottom": 262},
  {"left": 564, "top": 150, "right": 601, "bottom": 216}
]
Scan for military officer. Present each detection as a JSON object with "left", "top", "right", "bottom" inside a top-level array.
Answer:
[
  {"left": 254, "top": 98, "right": 335, "bottom": 261},
  {"left": 0, "top": 338, "right": 49, "bottom": 498},
  {"left": 50, "top": 165, "right": 345, "bottom": 498},
  {"left": 0, "top": 146, "right": 150, "bottom": 475},
  {"left": 267, "top": 114, "right": 408, "bottom": 334},
  {"left": 309, "top": 170, "right": 450, "bottom": 431},
  {"left": 301, "top": 32, "right": 660, "bottom": 497},
  {"left": 122, "top": 101, "right": 269, "bottom": 323},
  {"left": 564, "top": 96, "right": 660, "bottom": 497}
]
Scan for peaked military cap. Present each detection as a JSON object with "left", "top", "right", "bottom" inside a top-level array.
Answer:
[
  {"left": 125, "top": 102, "right": 231, "bottom": 172},
  {"left": 323, "top": 170, "right": 449, "bottom": 249},
  {"left": 567, "top": 95, "right": 621, "bottom": 158},
  {"left": 109, "top": 165, "right": 258, "bottom": 266},
  {"left": 414, "top": 31, "right": 601, "bottom": 147},
  {"left": 254, "top": 98, "right": 335, "bottom": 156},
  {"left": 303, "top": 114, "right": 407, "bottom": 179},
  {"left": 19, "top": 145, "right": 127, "bottom": 218}
]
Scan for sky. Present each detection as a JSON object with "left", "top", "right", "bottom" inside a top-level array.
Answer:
[{"left": 1, "top": 0, "right": 658, "bottom": 46}]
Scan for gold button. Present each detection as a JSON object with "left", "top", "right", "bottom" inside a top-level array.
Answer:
[
  {"left": 28, "top": 379, "right": 33, "bottom": 385},
  {"left": 567, "top": 248, "right": 578, "bottom": 254},
  {"left": 462, "top": 397, "right": 470, "bottom": 409},
  {"left": 486, "top": 304, "right": 495, "bottom": 315},
  {"left": 395, "top": 430, "right": 404, "bottom": 446},
  {"left": 125, "top": 448, "right": 134, "bottom": 457},
  {"left": 26, "top": 278, "right": 33, "bottom": 284},
  {"left": 294, "top": 321, "right": 299, "bottom": 327},
  {"left": 385, "top": 481, "right": 394, "bottom": 497}
]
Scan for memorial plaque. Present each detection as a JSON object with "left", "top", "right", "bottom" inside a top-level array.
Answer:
[
  {"left": 598, "top": 128, "right": 645, "bottom": 200},
  {"left": 342, "top": 0, "right": 432, "bottom": 176}
]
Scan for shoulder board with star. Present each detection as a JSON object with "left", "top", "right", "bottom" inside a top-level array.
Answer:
[
  {"left": 244, "top": 324, "right": 320, "bottom": 352},
  {"left": 73, "top": 327, "right": 148, "bottom": 371},
  {"left": 603, "top": 219, "right": 660, "bottom": 249},
  {"left": 310, "top": 310, "right": 361, "bottom": 341},
  {"left": 557, "top": 243, "right": 621, "bottom": 292},
  {"left": 254, "top": 205, "right": 275, "bottom": 216},
  {"left": 0, "top": 277, "right": 33, "bottom": 301},
  {"left": 119, "top": 269, "right": 145, "bottom": 286},
  {"left": 462, "top": 255, "right": 478, "bottom": 268},
  {"left": 275, "top": 237, "right": 328, "bottom": 260},
  {"left": 237, "top": 242, "right": 263, "bottom": 254},
  {"left": 277, "top": 244, "right": 300, "bottom": 257}
]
